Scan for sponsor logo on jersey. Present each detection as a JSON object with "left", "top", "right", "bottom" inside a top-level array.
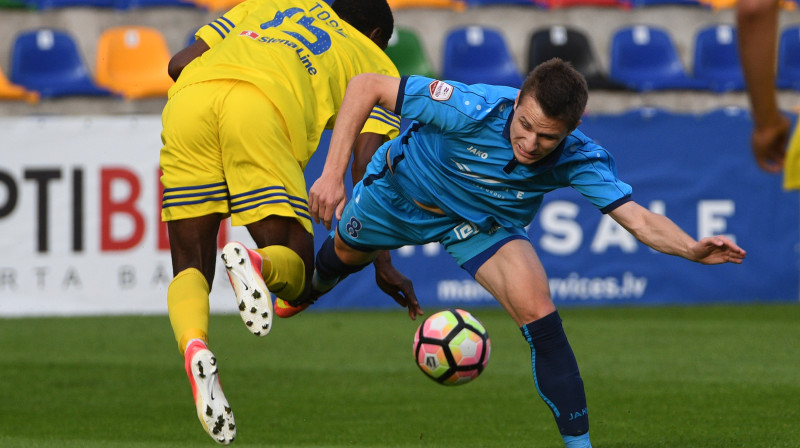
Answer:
[
  {"left": 429, "top": 80, "right": 453, "bottom": 101},
  {"left": 466, "top": 146, "right": 488, "bottom": 159},
  {"left": 239, "top": 30, "right": 260, "bottom": 40}
]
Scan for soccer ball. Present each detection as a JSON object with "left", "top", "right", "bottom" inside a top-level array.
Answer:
[{"left": 413, "top": 308, "right": 491, "bottom": 386}]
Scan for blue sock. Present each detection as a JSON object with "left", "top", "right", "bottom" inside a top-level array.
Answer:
[
  {"left": 563, "top": 433, "right": 592, "bottom": 448},
  {"left": 314, "top": 234, "right": 370, "bottom": 288},
  {"left": 521, "top": 311, "right": 590, "bottom": 447}
]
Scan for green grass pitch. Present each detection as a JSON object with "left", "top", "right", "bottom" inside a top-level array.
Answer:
[{"left": 1, "top": 303, "right": 798, "bottom": 447}]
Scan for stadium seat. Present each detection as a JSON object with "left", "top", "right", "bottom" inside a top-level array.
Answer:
[
  {"left": 385, "top": 27, "right": 437, "bottom": 78},
  {"left": 0, "top": 0, "right": 31, "bottom": 8},
  {"left": 10, "top": 29, "right": 111, "bottom": 98},
  {"left": 631, "top": 0, "right": 702, "bottom": 6},
  {"left": 778, "top": 25, "right": 800, "bottom": 89},
  {"left": 387, "top": 0, "right": 467, "bottom": 10},
  {"left": 113, "top": 0, "right": 195, "bottom": 10},
  {"left": 465, "top": 0, "right": 536, "bottom": 6},
  {"left": 609, "top": 25, "right": 709, "bottom": 91},
  {"left": 26, "top": 0, "right": 111, "bottom": 9},
  {"left": 0, "top": 65, "right": 38, "bottom": 103},
  {"left": 95, "top": 26, "right": 174, "bottom": 99},
  {"left": 535, "top": 0, "right": 629, "bottom": 9},
  {"left": 442, "top": 26, "right": 524, "bottom": 87},
  {"left": 189, "top": 0, "right": 242, "bottom": 10},
  {"left": 527, "top": 25, "right": 626, "bottom": 90},
  {"left": 692, "top": 24, "right": 745, "bottom": 92}
]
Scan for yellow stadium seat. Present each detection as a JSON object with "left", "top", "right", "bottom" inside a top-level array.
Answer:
[
  {"left": 95, "top": 26, "right": 174, "bottom": 100},
  {"left": 0, "top": 66, "right": 38, "bottom": 103}
]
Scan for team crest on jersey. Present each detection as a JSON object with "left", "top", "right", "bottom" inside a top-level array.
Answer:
[
  {"left": 239, "top": 30, "right": 260, "bottom": 40},
  {"left": 429, "top": 80, "right": 453, "bottom": 101}
]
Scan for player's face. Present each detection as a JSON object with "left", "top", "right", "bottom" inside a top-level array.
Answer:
[{"left": 509, "top": 94, "right": 571, "bottom": 165}]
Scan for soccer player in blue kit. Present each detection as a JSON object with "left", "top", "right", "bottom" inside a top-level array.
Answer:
[{"left": 300, "top": 59, "right": 747, "bottom": 447}]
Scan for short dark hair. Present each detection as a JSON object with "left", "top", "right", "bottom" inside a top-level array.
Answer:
[
  {"left": 332, "top": 0, "right": 394, "bottom": 49},
  {"left": 519, "top": 58, "right": 588, "bottom": 131}
]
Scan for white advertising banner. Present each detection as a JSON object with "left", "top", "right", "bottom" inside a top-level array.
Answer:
[{"left": 0, "top": 116, "right": 247, "bottom": 316}]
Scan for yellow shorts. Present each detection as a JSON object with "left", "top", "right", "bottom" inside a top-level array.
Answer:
[{"left": 160, "top": 80, "right": 313, "bottom": 232}]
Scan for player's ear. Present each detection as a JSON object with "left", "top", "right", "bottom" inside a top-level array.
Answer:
[
  {"left": 368, "top": 28, "right": 387, "bottom": 50},
  {"left": 514, "top": 92, "right": 520, "bottom": 109}
]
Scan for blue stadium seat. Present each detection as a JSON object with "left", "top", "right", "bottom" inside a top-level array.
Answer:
[
  {"left": 778, "top": 25, "right": 800, "bottom": 90},
  {"left": 442, "top": 26, "right": 524, "bottom": 88},
  {"left": 693, "top": 24, "right": 745, "bottom": 92},
  {"left": 609, "top": 25, "right": 709, "bottom": 91},
  {"left": 114, "top": 0, "right": 195, "bottom": 9},
  {"left": 26, "top": 0, "right": 111, "bottom": 8},
  {"left": 10, "top": 29, "right": 111, "bottom": 98}
]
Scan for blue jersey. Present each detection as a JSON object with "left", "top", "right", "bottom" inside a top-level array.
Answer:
[{"left": 388, "top": 75, "right": 633, "bottom": 232}]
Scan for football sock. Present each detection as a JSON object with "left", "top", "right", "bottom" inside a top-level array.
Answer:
[
  {"left": 313, "top": 235, "right": 370, "bottom": 292},
  {"left": 254, "top": 245, "right": 306, "bottom": 302},
  {"left": 563, "top": 433, "right": 592, "bottom": 448},
  {"left": 520, "top": 311, "right": 590, "bottom": 445},
  {"left": 167, "top": 268, "right": 209, "bottom": 355}
]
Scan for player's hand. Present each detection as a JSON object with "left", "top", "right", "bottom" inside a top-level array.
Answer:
[
  {"left": 309, "top": 174, "right": 347, "bottom": 230},
  {"left": 690, "top": 236, "right": 746, "bottom": 265},
  {"left": 373, "top": 251, "right": 423, "bottom": 320},
  {"left": 752, "top": 116, "right": 790, "bottom": 173}
]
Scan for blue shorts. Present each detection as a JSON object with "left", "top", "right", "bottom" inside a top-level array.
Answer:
[{"left": 336, "top": 147, "right": 528, "bottom": 276}]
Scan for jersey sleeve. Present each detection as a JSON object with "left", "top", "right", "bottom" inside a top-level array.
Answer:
[
  {"left": 195, "top": 0, "right": 256, "bottom": 47},
  {"left": 567, "top": 144, "right": 633, "bottom": 213},
  {"left": 396, "top": 75, "right": 503, "bottom": 134}
]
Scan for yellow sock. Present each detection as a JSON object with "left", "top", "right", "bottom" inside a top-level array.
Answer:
[
  {"left": 167, "top": 268, "right": 210, "bottom": 355},
  {"left": 254, "top": 245, "right": 306, "bottom": 302}
]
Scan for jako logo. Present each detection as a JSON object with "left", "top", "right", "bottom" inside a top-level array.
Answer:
[{"left": 466, "top": 146, "right": 488, "bottom": 159}]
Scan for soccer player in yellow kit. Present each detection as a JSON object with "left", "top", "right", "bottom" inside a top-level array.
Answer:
[
  {"left": 159, "top": 0, "right": 419, "bottom": 443},
  {"left": 738, "top": 0, "right": 800, "bottom": 187}
]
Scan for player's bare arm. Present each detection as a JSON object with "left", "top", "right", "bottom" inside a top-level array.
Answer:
[
  {"left": 167, "top": 38, "right": 210, "bottom": 81},
  {"left": 737, "top": 0, "right": 787, "bottom": 172},
  {"left": 309, "top": 73, "right": 401, "bottom": 229},
  {"left": 608, "top": 201, "right": 746, "bottom": 264}
]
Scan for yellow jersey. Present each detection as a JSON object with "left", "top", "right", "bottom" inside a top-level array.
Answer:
[{"left": 175, "top": 0, "right": 401, "bottom": 166}]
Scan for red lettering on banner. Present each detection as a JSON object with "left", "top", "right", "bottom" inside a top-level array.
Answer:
[{"left": 101, "top": 168, "right": 145, "bottom": 251}]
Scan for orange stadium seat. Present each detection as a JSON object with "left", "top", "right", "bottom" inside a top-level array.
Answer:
[
  {"left": 190, "top": 0, "right": 243, "bottom": 11},
  {"left": 0, "top": 65, "right": 39, "bottom": 103},
  {"left": 95, "top": 26, "right": 174, "bottom": 100}
]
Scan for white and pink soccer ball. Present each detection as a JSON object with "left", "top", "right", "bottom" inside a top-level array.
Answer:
[{"left": 413, "top": 308, "right": 491, "bottom": 386}]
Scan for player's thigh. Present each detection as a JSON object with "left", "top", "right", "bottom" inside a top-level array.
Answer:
[
  {"left": 472, "top": 238, "right": 556, "bottom": 326},
  {"left": 219, "top": 81, "right": 313, "bottom": 233},
  {"left": 160, "top": 81, "right": 230, "bottom": 221}
]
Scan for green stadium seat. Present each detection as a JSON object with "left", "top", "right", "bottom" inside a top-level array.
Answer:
[{"left": 385, "top": 27, "right": 437, "bottom": 78}]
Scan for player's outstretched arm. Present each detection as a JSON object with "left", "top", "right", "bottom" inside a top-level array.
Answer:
[
  {"left": 609, "top": 202, "right": 746, "bottom": 265},
  {"left": 737, "top": 0, "right": 788, "bottom": 172},
  {"left": 309, "top": 74, "right": 401, "bottom": 229}
]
